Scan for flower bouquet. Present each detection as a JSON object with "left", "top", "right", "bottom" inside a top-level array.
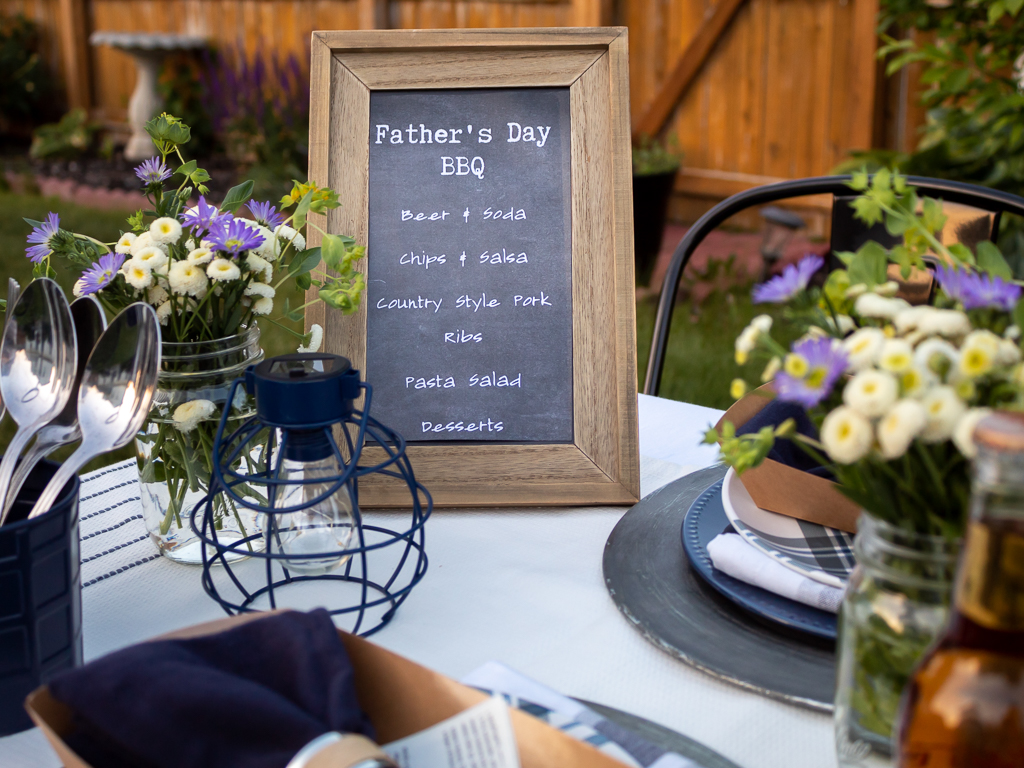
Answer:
[
  {"left": 705, "top": 171, "right": 1024, "bottom": 763},
  {"left": 24, "top": 113, "right": 366, "bottom": 563}
]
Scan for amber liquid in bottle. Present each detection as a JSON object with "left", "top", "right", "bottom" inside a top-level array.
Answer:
[{"left": 898, "top": 509, "right": 1024, "bottom": 768}]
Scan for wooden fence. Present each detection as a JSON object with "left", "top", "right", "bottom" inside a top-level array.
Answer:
[{"left": 3, "top": 0, "right": 917, "bottom": 215}]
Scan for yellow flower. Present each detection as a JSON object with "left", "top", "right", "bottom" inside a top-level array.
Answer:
[
  {"left": 959, "top": 346, "right": 993, "bottom": 379},
  {"left": 879, "top": 339, "right": 913, "bottom": 374},
  {"left": 730, "top": 379, "right": 747, "bottom": 400},
  {"left": 761, "top": 356, "right": 781, "bottom": 383},
  {"left": 784, "top": 353, "right": 809, "bottom": 378}
]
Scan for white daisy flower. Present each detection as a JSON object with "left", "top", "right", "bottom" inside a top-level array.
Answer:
[
  {"left": 155, "top": 301, "right": 172, "bottom": 325},
  {"left": 244, "top": 282, "right": 275, "bottom": 299},
  {"left": 274, "top": 224, "right": 305, "bottom": 254},
  {"left": 245, "top": 253, "right": 270, "bottom": 275},
  {"left": 855, "top": 293, "right": 910, "bottom": 320},
  {"left": 124, "top": 260, "right": 154, "bottom": 290},
  {"left": 148, "top": 285, "right": 169, "bottom": 305},
  {"left": 952, "top": 408, "right": 993, "bottom": 459},
  {"left": 172, "top": 399, "right": 217, "bottom": 433},
  {"left": 149, "top": 217, "right": 182, "bottom": 245},
  {"left": 821, "top": 406, "right": 874, "bottom": 464},
  {"left": 255, "top": 226, "right": 276, "bottom": 260},
  {"left": 734, "top": 315, "right": 772, "bottom": 365},
  {"left": 133, "top": 246, "right": 168, "bottom": 271},
  {"left": 877, "top": 399, "right": 927, "bottom": 460},
  {"left": 168, "top": 261, "right": 209, "bottom": 297},
  {"left": 914, "top": 338, "right": 960, "bottom": 377},
  {"left": 920, "top": 386, "right": 967, "bottom": 443},
  {"left": 298, "top": 324, "right": 324, "bottom": 354},
  {"left": 187, "top": 247, "right": 213, "bottom": 265},
  {"left": 207, "top": 258, "right": 241, "bottom": 282},
  {"left": 843, "top": 327, "right": 885, "bottom": 372},
  {"left": 251, "top": 296, "right": 274, "bottom": 315},
  {"left": 878, "top": 339, "right": 914, "bottom": 374},
  {"left": 72, "top": 278, "right": 85, "bottom": 298},
  {"left": 115, "top": 232, "right": 137, "bottom": 254},
  {"left": 959, "top": 330, "right": 1001, "bottom": 379},
  {"left": 844, "top": 369, "right": 899, "bottom": 418}
]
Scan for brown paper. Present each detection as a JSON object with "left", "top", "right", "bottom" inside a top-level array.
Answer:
[
  {"left": 26, "top": 613, "right": 625, "bottom": 768},
  {"left": 716, "top": 385, "right": 861, "bottom": 533}
]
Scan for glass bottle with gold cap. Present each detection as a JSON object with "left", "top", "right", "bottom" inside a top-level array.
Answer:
[{"left": 897, "top": 411, "right": 1024, "bottom": 767}]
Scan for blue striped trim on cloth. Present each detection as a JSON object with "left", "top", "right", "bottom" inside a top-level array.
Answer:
[{"left": 78, "top": 460, "right": 162, "bottom": 589}]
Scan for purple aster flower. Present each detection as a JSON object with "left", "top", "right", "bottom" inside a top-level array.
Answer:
[
  {"left": 247, "top": 200, "right": 285, "bottom": 229},
  {"left": 935, "top": 263, "right": 1021, "bottom": 312},
  {"left": 774, "top": 336, "right": 847, "bottom": 409},
  {"left": 752, "top": 254, "right": 824, "bottom": 304},
  {"left": 77, "top": 252, "right": 125, "bottom": 295},
  {"left": 25, "top": 212, "right": 61, "bottom": 263},
  {"left": 134, "top": 157, "right": 171, "bottom": 185},
  {"left": 181, "top": 196, "right": 227, "bottom": 233},
  {"left": 206, "top": 217, "right": 265, "bottom": 256}
]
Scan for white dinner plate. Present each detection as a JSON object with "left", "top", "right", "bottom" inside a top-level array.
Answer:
[{"left": 720, "top": 467, "right": 855, "bottom": 589}]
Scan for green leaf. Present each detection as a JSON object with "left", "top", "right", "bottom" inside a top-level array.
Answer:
[
  {"left": 321, "top": 234, "right": 351, "bottom": 271},
  {"left": 848, "top": 169, "right": 870, "bottom": 192},
  {"left": 190, "top": 168, "right": 211, "bottom": 184},
  {"left": 175, "top": 160, "right": 198, "bottom": 177},
  {"left": 291, "top": 189, "right": 314, "bottom": 231},
  {"left": 288, "top": 247, "right": 321, "bottom": 277},
  {"left": 1014, "top": 298, "right": 1024, "bottom": 332},
  {"left": 295, "top": 273, "right": 312, "bottom": 291},
  {"left": 220, "top": 180, "right": 254, "bottom": 213},
  {"left": 848, "top": 241, "right": 889, "bottom": 287},
  {"left": 945, "top": 68, "right": 971, "bottom": 94},
  {"left": 948, "top": 243, "right": 976, "bottom": 266},
  {"left": 976, "top": 240, "right": 1012, "bottom": 279}
]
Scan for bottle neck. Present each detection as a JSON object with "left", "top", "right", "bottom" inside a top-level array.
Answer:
[{"left": 954, "top": 445, "right": 1024, "bottom": 633}]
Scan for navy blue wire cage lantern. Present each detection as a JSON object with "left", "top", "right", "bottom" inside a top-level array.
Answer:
[{"left": 191, "top": 353, "right": 431, "bottom": 637}]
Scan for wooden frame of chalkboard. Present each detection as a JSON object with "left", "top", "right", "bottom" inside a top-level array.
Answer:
[{"left": 305, "top": 28, "right": 639, "bottom": 507}]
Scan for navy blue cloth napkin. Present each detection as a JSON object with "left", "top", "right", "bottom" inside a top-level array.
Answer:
[
  {"left": 735, "top": 400, "right": 831, "bottom": 477},
  {"left": 47, "top": 609, "right": 374, "bottom": 768}
]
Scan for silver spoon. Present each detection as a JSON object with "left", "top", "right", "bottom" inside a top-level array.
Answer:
[
  {"left": 0, "top": 278, "right": 21, "bottom": 424},
  {"left": 2, "top": 296, "right": 107, "bottom": 514},
  {"left": 0, "top": 279, "right": 76, "bottom": 524},
  {"left": 27, "top": 303, "right": 161, "bottom": 521}
]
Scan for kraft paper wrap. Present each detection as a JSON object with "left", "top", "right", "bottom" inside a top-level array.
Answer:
[
  {"left": 716, "top": 385, "right": 861, "bottom": 533},
  {"left": 27, "top": 612, "right": 625, "bottom": 768}
]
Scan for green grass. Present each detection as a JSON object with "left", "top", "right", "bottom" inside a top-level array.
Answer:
[
  {"left": 635, "top": 289, "right": 798, "bottom": 409},
  {"left": 0, "top": 192, "right": 305, "bottom": 472}
]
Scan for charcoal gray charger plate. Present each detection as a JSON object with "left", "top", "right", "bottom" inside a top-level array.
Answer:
[{"left": 603, "top": 465, "right": 836, "bottom": 712}]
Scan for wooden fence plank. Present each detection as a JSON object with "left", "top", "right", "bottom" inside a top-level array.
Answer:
[{"left": 633, "top": 0, "right": 748, "bottom": 141}]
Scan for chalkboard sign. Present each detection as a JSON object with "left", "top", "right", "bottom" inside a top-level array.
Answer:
[
  {"left": 366, "top": 88, "right": 573, "bottom": 442},
  {"left": 307, "top": 28, "right": 640, "bottom": 507}
]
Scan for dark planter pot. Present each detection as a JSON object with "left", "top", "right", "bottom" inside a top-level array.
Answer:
[{"left": 632, "top": 169, "right": 679, "bottom": 287}]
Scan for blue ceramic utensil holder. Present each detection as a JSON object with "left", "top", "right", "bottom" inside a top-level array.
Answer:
[{"left": 0, "top": 458, "right": 80, "bottom": 736}]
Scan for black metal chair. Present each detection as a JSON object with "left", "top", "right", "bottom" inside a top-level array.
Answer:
[{"left": 643, "top": 175, "right": 1024, "bottom": 397}]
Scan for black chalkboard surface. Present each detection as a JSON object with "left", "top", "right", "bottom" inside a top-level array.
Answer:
[{"left": 366, "top": 88, "right": 573, "bottom": 442}]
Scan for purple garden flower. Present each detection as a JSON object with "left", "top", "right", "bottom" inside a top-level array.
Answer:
[
  {"left": 774, "top": 336, "right": 847, "bottom": 409},
  {"left": 181, "top": 196, "right": 226, "bottom": 233},
  {"left": 752, "top": 254, "right": 824, "bottom": 304},
  {"left": 247, "top": 200, "right": 285, "bottom": 229},
  {"left": 25, "top": 212, "right": 61, "bottom": 263},
  {"left": 77, "top": 252, "right": 125, "bottom": 295},
  {"left": 935, "top": 263, "right": 1021, "bottom": 312},
  {"left": 134, "top": 157, "right": 171, "bottom": 185},
  {"left": 207, "top": 217, "right": 265, "bottom": 256}
]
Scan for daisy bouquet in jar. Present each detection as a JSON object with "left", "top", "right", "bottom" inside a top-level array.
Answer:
[
  {"left": 704, "top": 170, "right": 1024, "bottom": 754},
  {"left": 23, "top": 114, "right": 366, "bottom": 562}
]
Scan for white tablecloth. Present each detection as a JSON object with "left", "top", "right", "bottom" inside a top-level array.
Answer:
[{"left": 0, "top": 395, "right": 837, "bottom": 768}]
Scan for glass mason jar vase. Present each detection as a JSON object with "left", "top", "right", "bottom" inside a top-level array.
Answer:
[
  {"left": 136, "top": 326, "right": 266, "bottom": 564},
  {"left": 834, "top": 514, "right": 961, "bottom": 768}
]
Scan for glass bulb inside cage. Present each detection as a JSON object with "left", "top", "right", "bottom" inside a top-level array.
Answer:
[{"left": 265, "top": 455, "right": 355, "bottom": 576}]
